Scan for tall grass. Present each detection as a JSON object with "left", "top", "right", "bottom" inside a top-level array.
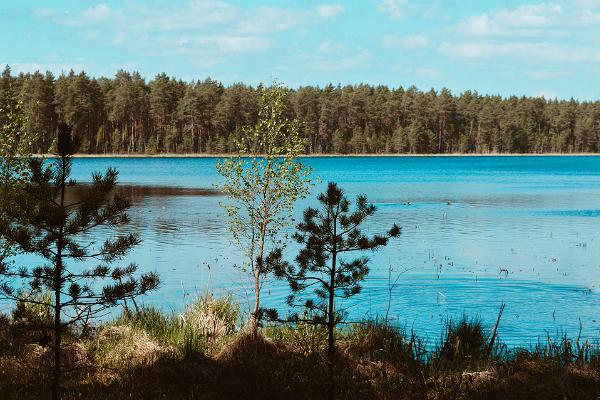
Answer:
[
  {"left": 511, "top": 333, "right": 600, "bottom": 370},
  {"left": 108, "top": 292, "right": 241, "bottom": 359},
  {"left": 344, "top": 321, "right": 428, "bottom": 367},
  {"left": 265, "top": 321, "right": 328, "bottom": 354},
  {"left": 115, "top": 306, "right": 205, "bottom": 359}
]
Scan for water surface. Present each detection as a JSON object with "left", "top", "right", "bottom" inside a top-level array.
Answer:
[{"left": 11, "top": 156, "right": 600, "bottom": 346}]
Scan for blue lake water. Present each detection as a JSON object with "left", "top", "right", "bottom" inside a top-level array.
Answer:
[{"left": 8, "top": 156, "right": 600, "bottom": 346}]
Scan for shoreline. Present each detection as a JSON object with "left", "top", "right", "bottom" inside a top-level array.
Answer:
[{"left": 33, "top": 152, "right": 600, "bottom": 158}]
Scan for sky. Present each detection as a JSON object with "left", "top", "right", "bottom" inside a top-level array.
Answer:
[{"left": 1, "top": 0, "right": 599, "bottom": 100}]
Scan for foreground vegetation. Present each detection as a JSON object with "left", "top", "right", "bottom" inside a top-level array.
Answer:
[
  {"left": 2, "top": 66, "right": 600, "bottom": 155},
  {"left": 1, "top": 294, "right": 599, "bottom": 400}
]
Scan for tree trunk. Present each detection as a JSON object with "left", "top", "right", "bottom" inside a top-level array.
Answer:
[
  {"left": 52, "top": 157, "right": 67, "bottom": 400},
  {"left": 52, "top": 258, "right": 62, "bottom": 400},
  {"left": 251, "top": 203, "right": 268, "bottom": 333},
  {"left": 328, "top": 222, "right": 337, "bottom": 400}
]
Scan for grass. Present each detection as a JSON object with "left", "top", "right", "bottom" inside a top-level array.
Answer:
[
  {"left": 0, "top": 294, "right": 599, "bottom": 399},
  {"left": 432, "top": 317, "right": 497, "bottom": 370},
  {"left": 105, "top": 292, "right": 241, "bottom": 359},
  {"left": 112, "top": 306, "right": 204, "bottom": 359}
]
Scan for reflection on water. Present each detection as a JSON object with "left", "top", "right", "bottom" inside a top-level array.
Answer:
[
  {"left": 7, "top": 156, "right": 600, "bottom": 346},
  {"left": 64, "top": 184, "right": 220, "bottom": 204}
]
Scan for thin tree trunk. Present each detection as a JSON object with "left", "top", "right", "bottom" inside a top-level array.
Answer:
[
  {"left": 52, "top": 155, "right": 67, "bottom": 400},
  {"left": 328, "top": 220, "right": 337, "bottom": 400},
  {"left": 252, "top": 184, "right": 269, "bottom": 333},
  {"left": 52, "top": 256, "right": 62, "bottom": 400},
  {"left": 252, "top": 236, "right": 262, "bottom": 334}
]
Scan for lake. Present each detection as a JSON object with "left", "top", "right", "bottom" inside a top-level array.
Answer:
[{"left": 9, "top": 156, "right": 600, "bottom": 346}]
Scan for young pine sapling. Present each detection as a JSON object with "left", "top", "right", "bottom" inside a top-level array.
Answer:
[
  {"left": 267, "top": 182, "right": 400, "bottom": 400},
  {"left": 0, "top": 124, "right": 159, "bottom": 400}
]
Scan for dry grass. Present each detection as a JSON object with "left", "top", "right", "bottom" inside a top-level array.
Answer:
[
  {"left": 90, "top": 325, "right": 170, "bottom": 368},
  {"left": 181, "top": 292, "right": 240, "bottom": 351},
  {"left": 0, "top": 299, "right": 599, "bottom": 399}
]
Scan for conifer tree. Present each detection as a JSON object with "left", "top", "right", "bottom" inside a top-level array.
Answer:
[
  {"left": 0, "top": 123, "right": 159, "bottom": 400},
  {"left": 267, "top": 182, "right": 400, "bottom": 399},
  {"left": 1, "top": 66, "right": 599, "bottom": 156}
]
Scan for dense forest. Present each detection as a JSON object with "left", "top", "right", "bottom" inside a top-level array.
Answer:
[{"left": 1, "top": 65, "right": 599, "bottom": 154}]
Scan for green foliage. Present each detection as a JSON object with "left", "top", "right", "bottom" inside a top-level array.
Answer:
[
  {"left": 0, "top": 69, "right": 35, "bottom": 181},
  {"left": 269, "top": 182, "right": 400, "bottom": 328},
  {"left": 12, "top": 291, "right": 54, "bottom": 328},
  {"left": 3, "top": 66, "right": 600, "bottom": 155},
  {"left": 344, "top": 322, "right": 426, "bottom": 367},
  {"left": 265, "top": 321, "right": 328, "bottom": 355},
  {"left": 216, "top": 82, "right": 311, "bottom": 326},
  {"left": 0, "top": 124, "right": 160, "bottom": 314},
  {"left": 0, "top": 124, "right": 159, "bottom": 399},
  {"left": 267, "top": 182, "right": 400, "bottom": 399},
  {"left": 112, "top": 293, "right": 241, "bottom": 359},
  {"left": 2, "top": 306, "right": 600, "bottom": 399},
  {"left": 511, "top": 333, "right": 600, "bottom": 370},
  {"left": 0, "top": 66, "right": 38, "bottom": 265}
]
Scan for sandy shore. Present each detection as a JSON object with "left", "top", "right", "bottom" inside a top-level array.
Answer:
[{"left": 33, "top": 152, "right": 600, "bottom": 158}]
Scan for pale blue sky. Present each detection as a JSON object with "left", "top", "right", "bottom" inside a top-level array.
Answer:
[{"left": 1, "top": 0, "right": 599, "bottom": 99}]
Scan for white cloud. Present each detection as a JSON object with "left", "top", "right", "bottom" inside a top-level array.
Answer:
[
  {"left": 316, "top": 4, "right": 344, "bottom": 18},
  {"left": 457, "top": 1, "right": 600, "bottom": 38},
  {"left": 441, "top": 0, "right": 600, "bottom": 72},
  {"left": 535, "top": 90, "right": 557, "bottom": 99},
  {"left": 55, "top": 3, "right": 126, "bottom": 26},
  {"left": 440, "top": 42, "right": 589, "bottom": 63},
  {"left": 458, "top": 3, "right": 562, "bottom": 37},
  {"left": 38, "top": 0, "right": 344, "bottom": 62},
  {"left": 34, "top": 7, "right": 54, "bottom": 18},
  {"left": 382, "top": 33, "right": 429, "bottom": 49},
  {"left": 415, "top": 67, "right": 442, "bottom": 79},
  {"left": 81, "top": 4, "right": 114, "bottom": 24},
  {"left": 4, "top": 61, "right": 87, "bottom": 75},
  {"left": 523, "top": 69, "right": 568, "bottom": 79},
  {"left": 216, "top": 35, "right": 270, "bottom": 53},
  {"left": 377, "top": 0, "right": 410, "bottom": 19},
  {"left": 237, "top": 4, "right": 342, "bottom": 34},
  {"left": 308, "top": 41, "right": 370, "bottom": 71}
]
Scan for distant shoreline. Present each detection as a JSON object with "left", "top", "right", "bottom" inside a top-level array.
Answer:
[{"left": 33, "top": 152, "right": 600, "bottom": 158}]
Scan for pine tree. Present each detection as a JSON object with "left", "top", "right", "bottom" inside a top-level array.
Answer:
[
  {"left": 267, "top": 182, "right": 400, "bottom": 400},
  {"left": 19, "top": 71, "right": 56, "bottom": 153},
  {"left": 2, "top": 65, "right": 600, "bottom": 156},
  {"left": 0, "top": 123, "right": 159, "bottom": 400}
]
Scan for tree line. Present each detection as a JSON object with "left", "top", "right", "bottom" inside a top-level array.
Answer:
[{"left": 2, "top": 65, "right": 600, "bottom": 155}]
